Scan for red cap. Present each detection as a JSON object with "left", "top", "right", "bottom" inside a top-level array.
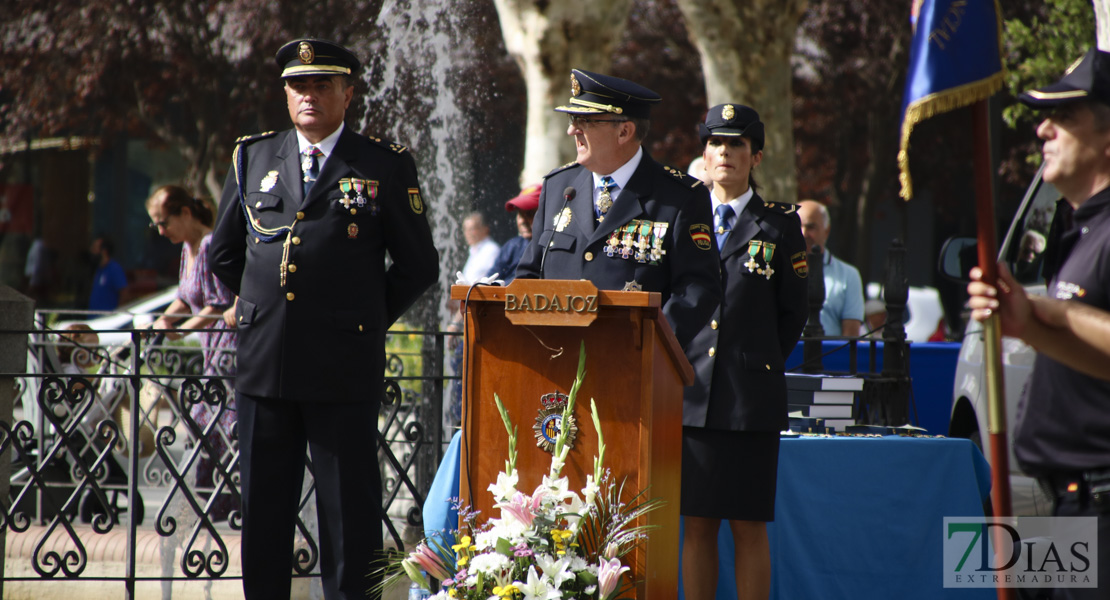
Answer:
[{"left": 504, "top": 184, "right": 542, "bottom": 212}]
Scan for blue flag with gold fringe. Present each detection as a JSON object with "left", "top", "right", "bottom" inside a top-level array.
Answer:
[{"left": 898, "top": 0, "right": 1004, "bottom": 200}]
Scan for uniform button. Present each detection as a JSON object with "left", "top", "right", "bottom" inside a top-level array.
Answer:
[
  {"left": 253, "top": 237, "right": 259, "bottom": 244},
  {"left": 286, "top": 292, "right": 295, "bottom": 301},
  {"left": 238, "top": 315, "right": 243, "bottom": 322},
  {"left": 708, "top": 347, "right": 716, "bottom": 357},
  {"left": 585, "top": 252, "right": 594, "bottom": 261},
  {"left": 255, "top": 201, "right": 263, "bottom": 208},
  {"left": 1082, "top": 226, "right": 1090, "bottom": 235},
  {"left": 765, "top": 364, "right": 771, "bottom": 370},
  {"left": 358, "top": 325, "right": 364, "bottom": 332},
  {"left": 288, "top": 264, "right": 297, "bottom": 273},
  {"left": 710, "top": 320, "right": 718, "bottom": 330},
  {"left": 350, "top": 208, "right": 357, "bottom": 215},
  {"left": 549, "top": 241, "right": 554, "bottom": 247},
  {"left": 292, "top": 236, "right": 301, "bottom": 245},
  {"left": 296, "top": 211, "right": 305, "bottom": 220}
]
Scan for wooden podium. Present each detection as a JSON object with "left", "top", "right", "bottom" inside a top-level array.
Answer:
[{"left": 450, "top": 279, "right": 693, "bottom": 600}]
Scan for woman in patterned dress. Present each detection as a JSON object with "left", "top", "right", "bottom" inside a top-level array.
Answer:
[{"left": 147, "top": 185, "right": 238, "bottom": 520}]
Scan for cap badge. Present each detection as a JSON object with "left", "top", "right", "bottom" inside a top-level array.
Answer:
[
  {"left": 298, "top": 41, "right": 314, "bottom": 64},
  {"left": 722, "top": 104, "right": 735, "bottom": 121},
  {"left": 570, "top": 73, "right": 582, "bottom": 97},
  {"left": 260, "top": 170, "right": 279, "bottom": 192}
]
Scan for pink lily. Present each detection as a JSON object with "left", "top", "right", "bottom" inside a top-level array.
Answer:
[
  {"left": 407, "top": 543, "right": 452, "bottom": 582},
  {"left": 597, "top": 557, "right": 630, "bottom": 600},
  {"left": 495, "top": 491, "right": 535, "bottom": 527}
]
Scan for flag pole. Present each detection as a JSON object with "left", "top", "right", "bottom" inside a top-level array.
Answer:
[{"left": 971, "top": 98, "right": 1016, "bottom": 600}]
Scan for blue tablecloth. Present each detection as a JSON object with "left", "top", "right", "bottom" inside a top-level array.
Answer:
[
  {"left": 426, "top": 433, "right": 994, "bottom": 599},
  {"left": 680, "top": 435, "right": 993, "bottom": 600},
  {"left": 786, "top": 340, "right": 962, "bottom": 436}
]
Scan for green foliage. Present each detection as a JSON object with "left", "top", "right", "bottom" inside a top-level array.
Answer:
[{"left": 1002, "top": 0, "right": 1097, "bottom": 132}]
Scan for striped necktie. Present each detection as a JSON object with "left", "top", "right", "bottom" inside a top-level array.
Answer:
[{"left": 302, "top": 146, "right": 323, "bottom": 197}]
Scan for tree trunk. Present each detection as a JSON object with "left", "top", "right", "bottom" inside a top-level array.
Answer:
[
  {"left": 1097, "top": 0, "right": 1110, "bottom": 49},
  {"left": 676, "top": 0, "right": 808, "bottom": 204},
  {"left": 493, "top": 0, "right": 634, "bottom": 184}
]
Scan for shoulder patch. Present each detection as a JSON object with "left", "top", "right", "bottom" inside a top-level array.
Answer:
[
  {"left": 367, "top": 136, "right": 410, "bottom": 155},
  {"left": 762, "top": 201, "right": 799, "bottom": 215},
  {"left": 544, "top": 161, "right": 580, "bottom": 179},
  {"left": 235, "top": 131, "right": 277, "bottom": 145}
]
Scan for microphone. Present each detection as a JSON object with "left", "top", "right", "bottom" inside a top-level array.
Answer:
[{"left": 541, "top": 187, "right": 576, "bottom": 277}]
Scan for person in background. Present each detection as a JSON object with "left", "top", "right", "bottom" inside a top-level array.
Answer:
[
  {"left": 146, "top": 184, "right": 238, "bottom": 520},
  {"left": 486, "top": 183, "right": 540, "bottom": 284},
  {"left": 88, "top": 235, "right": 127, "bottom": 312},
  {"left": 681, "top": 103, "right": 808, "bottom": 600},
  {"left": 461, "top": 212, "right": 500, "bottom": 283},
  {"left": 967, "top": 48, "right": 1110, "bottom": 599},
  {"left": 864, "top": 298, "right": 887, "bottom": 338},
  {"left": 797, "top": 200, "right": 864, "bottom": 337}
]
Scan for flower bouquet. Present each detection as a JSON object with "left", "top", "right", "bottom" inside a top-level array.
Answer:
[{"left": 376, "top": 344, "right": 661, "bottom": 599}]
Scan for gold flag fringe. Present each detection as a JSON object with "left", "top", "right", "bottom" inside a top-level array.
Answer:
[{"left": 898, "top": 73, "right": 1004, "bottom": 201}]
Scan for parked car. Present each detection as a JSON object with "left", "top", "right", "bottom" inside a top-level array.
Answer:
[
  {"left": 52, "top": 286, "right": 183, "bottom": 348},
  {"left": 864, "top": 282, "right": 945, "bottom": 342},
  {"left": 940, "top": 165, "right": 1058, "bottom": 516}
]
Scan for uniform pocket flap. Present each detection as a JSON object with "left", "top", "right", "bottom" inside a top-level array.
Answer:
[
  {"left": 331, "top": 310, "right": 375, "bottom": 333},
  {"left": 742, "top": 352, "right": 784, "bottom": 372},
  {"left": 236, "top": 298, "right": 257, "bottom": 326},
  {"left": 246, "top": 192, "right": 283, "bottom": 211}
]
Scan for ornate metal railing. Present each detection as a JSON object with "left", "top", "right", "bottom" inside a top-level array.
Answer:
[{"left": 1, "top": 318, "right": 458, "bottom": 596}]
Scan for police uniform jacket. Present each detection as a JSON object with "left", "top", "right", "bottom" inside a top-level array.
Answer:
[
  {"left": 1014, "top": 187, "right": 1110, "bottom": 475},
  {"left": 514, "top": 152, "right": 721, "bottom": 348},
  {"left": 682, "top": 193, "right": 808, "bottom": 432},
  {"left": 209, "top": 127, "right": 439, "bottom": 403}
]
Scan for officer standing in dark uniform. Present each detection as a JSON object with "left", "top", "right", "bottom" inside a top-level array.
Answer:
[
  {"left": 208, "top": 39, "right": 438, "bottom": 600},
  {"left": 514, "top": 69, "right": 720, "bottom": 347},
  {"left": 680, "top": 104, "right": 808, "bottom": 600},
  {"left": 968, "top": 49, "right": 1110, "bottom": 600}
]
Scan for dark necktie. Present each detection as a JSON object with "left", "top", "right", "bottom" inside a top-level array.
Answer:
[
  {"left": 715, "top": 204, "right": 735, "bottom": 250},
  {"left": 302, "top": 146, "right": 323, "bottom": 197}
]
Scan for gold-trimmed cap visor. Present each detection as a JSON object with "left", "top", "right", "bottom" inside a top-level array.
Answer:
[
  {"left": 1019, "top": 49, "right": 1110, "bottom": 108},
  {"left": 553, "top": 69, "right": 660, "bottom": 118},
  {"left": 275, "top": 39, "right": 360, "bottom": 79}
]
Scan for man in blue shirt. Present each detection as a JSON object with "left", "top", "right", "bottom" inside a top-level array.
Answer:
[
  {"left": 797, "top": 200, "right": 863, "bottom": 336},
  {"left": 486, "top": 183, "right": 540, "bottom": 284},
  {"left": 88, "top": 236, "right": 127, "bottom": 311}
]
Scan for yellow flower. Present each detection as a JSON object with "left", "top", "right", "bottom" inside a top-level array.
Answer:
[
  {"left": 457, "top": 555, "right": 469, "bottom": 567},
  {"left": 448, "top": 589, "right": 458, "bottom": 598},
  {"left": 451, "top": 535, "right": 473, "bottom": 553},
  {"left": 492, "top": 584, "right": 519, "bottom": 598}
]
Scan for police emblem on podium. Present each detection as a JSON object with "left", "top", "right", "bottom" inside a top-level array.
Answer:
[{"left": 532, "top": 392, "right": 578, "bottom": 453}]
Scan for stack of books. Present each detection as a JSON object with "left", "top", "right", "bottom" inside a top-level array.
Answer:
[{"left": 785, "top": 374, "right": 865, "bottom": 432}]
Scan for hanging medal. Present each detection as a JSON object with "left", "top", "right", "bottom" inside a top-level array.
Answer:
[
  {"left": 338, "top": 179, "right": 353, "bottom": 209},
  {"left": 366, "top": 180, "right": 380, "bottom": 215},
  {"left": 651, "top": 221, "right": 668, "bottom": 263},
  {"left": 635, "top": 220, "right": 652, "bottom": 263},
  {"left": 762, "top": 242, "right": 776, "bottom": 280},
  {"left": 620, "top": 222, "right": 636, "bottom": 259},
  {"left": 605, "top": 230, "right": 621, "bottom": 257},
  {"left": 745, "top": 240, "right": 762, "bottom": 273},
  {"left": 353, "top": 179, "right": 367, "bottom": 208}
]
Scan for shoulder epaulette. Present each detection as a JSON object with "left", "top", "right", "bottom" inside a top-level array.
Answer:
[
  {"left": 762, "top": 201, "right": 799, "bottom": 215},
  {"left": 367, "top": 135, "right": 409, "bottom": 155},
  {"left": 662, "top": 165, "right": 703, "bottom": 188},
  {"left": 543, "top": 161, "right": 580, "bottom": 179},
  {"left": 235, "top": 131, "right": 277, "bottom": 145}
]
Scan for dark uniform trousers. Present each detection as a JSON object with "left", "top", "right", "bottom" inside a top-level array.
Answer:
[
  {"left": 210, "top": 126, "right": 438, "bottom": 600},
  {"left": 514, "top": 152, "right": 721, "bottom": 348}
]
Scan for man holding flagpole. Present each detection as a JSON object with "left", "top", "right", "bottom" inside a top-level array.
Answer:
[{"left": 969, "top": 48, "right": 1110, "bottom": 600}]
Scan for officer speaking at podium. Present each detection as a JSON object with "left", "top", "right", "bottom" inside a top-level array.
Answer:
[{"left": 514, "top": 69, "right": 721, "bottom": 347}]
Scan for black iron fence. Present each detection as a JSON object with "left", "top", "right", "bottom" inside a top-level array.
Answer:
[{"left": 1, "top": 317, "right": 458, "bottom": 596}]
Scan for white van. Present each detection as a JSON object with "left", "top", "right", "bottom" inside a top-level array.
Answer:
[{"left": 940, "top": 166, "right": 1059, "bottom": 516}]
